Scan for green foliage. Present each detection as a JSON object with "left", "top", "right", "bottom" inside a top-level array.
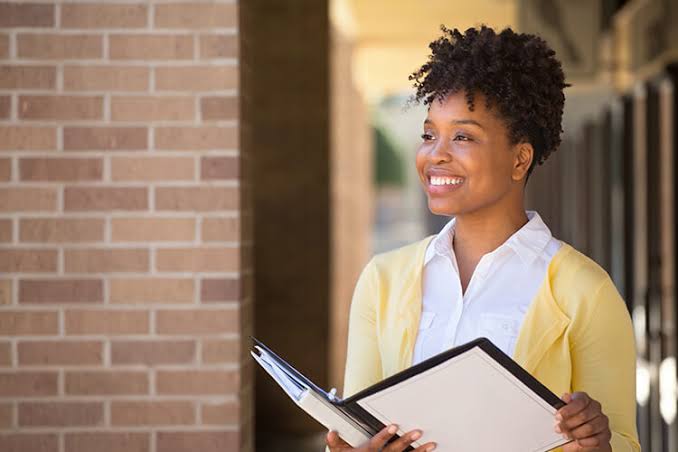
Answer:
[{"left": 374, "top": 126, "right": 405, "bottom": 187}]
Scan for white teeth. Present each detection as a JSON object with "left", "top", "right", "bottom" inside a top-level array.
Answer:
[{"left": 430, "top": 176, "right": 463, "bottom": 186}]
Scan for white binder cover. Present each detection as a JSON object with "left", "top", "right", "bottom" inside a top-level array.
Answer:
[{"left": 252, "top": 337, "right": 571, "bottom": 451}]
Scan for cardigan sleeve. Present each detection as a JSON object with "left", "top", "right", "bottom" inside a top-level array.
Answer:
[
  {"left": 342, "top": 258, "right": 383, "bottom": 398},
  {"left": 570, "top": 277, "right": 640, "bottom": 452}
]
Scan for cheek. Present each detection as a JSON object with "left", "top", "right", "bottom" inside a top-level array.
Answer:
[
  {"left": 465, "top": 149, "right": 514, "bottom": 191},
  {"left": 415, "top": 147, "right": 428, "bottom": 176}
]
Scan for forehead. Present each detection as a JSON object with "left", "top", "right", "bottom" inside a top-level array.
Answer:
[{"left": 426, "top": 91, "right": 498, "bottom": 123}]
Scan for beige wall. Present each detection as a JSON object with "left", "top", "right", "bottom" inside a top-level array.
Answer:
[{"left": 329, "top": 20, "right": 373, "bottom": 393}]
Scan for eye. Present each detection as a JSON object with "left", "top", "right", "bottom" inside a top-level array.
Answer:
[
  {"left": 453, "top": 134, "right": 472, "bottom": 142},
  {"left": 420, "top": 133, "right": 435, "bottom": 142}
]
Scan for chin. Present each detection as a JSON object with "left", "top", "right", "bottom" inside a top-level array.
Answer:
[{"left": 427, "top": 199, "right": 460, "bottom": 217}]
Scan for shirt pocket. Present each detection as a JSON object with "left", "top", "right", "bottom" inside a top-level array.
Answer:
[{"left": 479, "top": 313, "right": 522, "bottom": 355}]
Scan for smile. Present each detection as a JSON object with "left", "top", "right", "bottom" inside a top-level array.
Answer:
[{"left": 429, "top": 176, "right": 464, "bottom": 186}]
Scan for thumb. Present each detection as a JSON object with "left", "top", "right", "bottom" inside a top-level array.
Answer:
[
  {"left": 561, "top": 392, "right": 573, "bottom": 403},
  {"left": 326, "top": 430, "right": 350, "bottom": 449}
]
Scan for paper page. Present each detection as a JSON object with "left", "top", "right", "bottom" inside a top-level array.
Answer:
[
  {"left": 251, "top": 349, "right": 305, "bottom": 400},
  {"left": 357, "top": 348, "right": 569, "bottom": 452}
]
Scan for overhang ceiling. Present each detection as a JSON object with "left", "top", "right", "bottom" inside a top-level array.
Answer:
[{"left": 333, "top": 0, "right": 518, "bottom": 99}]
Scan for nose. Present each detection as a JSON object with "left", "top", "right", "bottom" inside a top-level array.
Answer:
[{"left": 429, "top": 138, "right": 452, "bottom": 164}]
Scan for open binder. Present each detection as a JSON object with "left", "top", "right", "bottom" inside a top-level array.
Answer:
[{"left": 251, "top": 337, "right": 572, "bottom": 452}]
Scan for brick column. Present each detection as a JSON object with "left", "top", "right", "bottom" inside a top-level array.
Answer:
[{"left": 0, "top": 2, "right": 251, "bottom": 452}]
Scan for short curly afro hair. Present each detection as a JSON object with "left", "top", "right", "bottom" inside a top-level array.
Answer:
[{"left": 409, "top": 25, "right": 569, "bottom": 176}]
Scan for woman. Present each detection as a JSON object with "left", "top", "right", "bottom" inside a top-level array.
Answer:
[{"left": 326, "top": 26, "right": 639, "bottom": 452}]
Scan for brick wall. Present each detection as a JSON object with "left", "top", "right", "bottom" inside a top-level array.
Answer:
[{"left": 0, "top": 2, "right": 252, "bottom": 452}]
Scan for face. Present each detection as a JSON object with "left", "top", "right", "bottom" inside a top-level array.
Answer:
[{"left": 415, "top": 91, "right": 531, "bottom": 217}]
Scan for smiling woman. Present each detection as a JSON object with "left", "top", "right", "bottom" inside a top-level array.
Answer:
[{"left": 327, "top": 26, "right": 640, "bottom": 452}]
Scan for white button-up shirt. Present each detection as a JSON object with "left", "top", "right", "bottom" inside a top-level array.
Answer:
[{"left": 412, "top": 211, "right": 562, "bottom": 364}]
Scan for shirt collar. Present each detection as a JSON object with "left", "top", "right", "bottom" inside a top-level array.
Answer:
[{"left": 423, "top": 211, "right": 553, "bottom": 267}]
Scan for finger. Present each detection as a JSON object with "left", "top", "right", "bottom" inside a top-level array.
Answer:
[
  {"left": 557, "top": 392, "right": 591, "bottom": 420},
  {"left": 383, "top": 429, "right": 423, "bottom": 452},
  {"left": 367, "top": 424, "right": 399, "bottom": 450},
  {"left": 326, "top": 431, "right": 350, "bottom": 450},
  {"left": 559, "top": 400, "right": 602, "bottom": 431},
  {"left": 412, "top": 442, "right": 437, "bottom": 452},
  {"left": 573, "top": 430, "right": 612, "bottom": 449},
  {"left": 568, "top": 415, "right": 609, "bottom": 441}
]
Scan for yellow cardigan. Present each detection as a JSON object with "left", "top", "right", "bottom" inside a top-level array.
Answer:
[{"left": 342, "top": 237, "right": 640, "bottom": 452}]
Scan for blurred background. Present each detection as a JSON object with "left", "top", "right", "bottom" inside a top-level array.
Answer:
[{"left": 0, "top": 0, "right": 676, "bottom": 451}]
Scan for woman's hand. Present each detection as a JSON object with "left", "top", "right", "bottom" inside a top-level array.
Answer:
[
  {"left": 326, "top": 424, "right": 436, "bottom": 452},
  {"left": 555, "top": 392, "right": 612, "bottom": 452}
]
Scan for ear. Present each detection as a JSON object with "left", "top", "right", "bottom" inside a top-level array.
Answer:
[{"left": 512, "top": 142, "right": 534, "bottom": 181}]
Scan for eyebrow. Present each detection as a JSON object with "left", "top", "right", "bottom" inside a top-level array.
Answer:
[{"left": 423, "top": 118, "right": 485, "bottom": 129}]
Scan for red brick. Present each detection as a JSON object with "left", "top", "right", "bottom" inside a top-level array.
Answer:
[
  {"left": 65, "top": 371, "right": 148, "bottom": 395},
  {"left": 156, "top": 187, "right": 238, "bottom": 211},
  {"left": 62, "top": 4, "right": 148, "bottom": 29},
  {"left": 111, "top": 156, "right": 194, "bottom": 181},
  {"left": 201, "top": 156, "right": 238, "bottom": 180},
  {"left": 0, "top": 279, "right": 11, "bottom": 304},
  {"left": 64, "top": 127, "right": 147, "bottom": 151},
  {"left": 18, "top": 402, "right": 103, "bottom": 427},
  {"left": 0, "top": 311, "right": 58, "bottom": 336},
  {"left": 0, "top": 188, "right": 57, "bottom": 211},
  {"left": 64, "top": 66, "right": 149, "bottom": 92},
  {"left": 64, "top": 187, "right": 148, "bottom": 211},
  {"left": 155, "top": 66, "right": 238, "bottom": 91},
  {"left": 156, "top": 309, "right": 238, "bottom": 334},
  {"left": 20, "top": 218, "right": 104, "bottom": 243},
  {"left": 18, "top": 341, "right": 102, "bottom": 365},
  {"left": 0, "top": 342, "right": 11, "bottom": 366},
  {"left": 64, "top": 248, "right": 149, "bottom": 273},
  {"left": 111, "top": 401, "right": 194, "bottom": 426},
  {"left": 157, "top": 431, "right": 239, "bottom": 452},
  {"left": 111, "top": 340, "right": 195, "bottom": 365},
  {"left": 9, "top": 184, "right": 54, "bottom": 211},
  {"left": 201, "top": 400, "right": 239, "bottom": 424},
  {"left": 18, "top": 34, "right": 102, "bottom": 60},
  {"left": 0, "top": 66, "right": 56, "bottom": 90},
  {"left": 201, "top": 278, "right": 240, "bottom": 302},
  {"left": 157, "top": 370, "right": 239, "bottom": 395},
  {"left": 0, "top": 219, "right": 11, "bottom": 242},
  {"left": 156, "top": 247, "right": 239, "bottom": 272},
  {"left": 65, "top": 309, "right": 149, "bottom": 335},
  {"left": 0, "top": 35, "right": 8, "bottom": 59},
  {"left": 199, "top": 34, "right": 238, "bottom": 59},
  {"left": 0, "top": 434, "right": 58, "bottom": 452},
  {"left": 19, "top": 279, "right": 103, "bottom": 303},
  {"left": 111, "top": 218, "right": 195, "bottom": 242},
  {"left": 110, "top": 35, "right": 193, "bottom": 60},
  {"left": 0, "top": 403, "right": 12, "bottom": 428},
  {"left": 202, "top": 339, "right": 239, "bottom": 363},
  {"left": 0, "top": 96, "right": 10, "bottom": 119},
  {"left": 65, "top": 433, "right": 149, "bottom": 452},
  {"left": 201, "top": 96, "right": 238, "bottom": 120},
  {"left": 155, "top": 3, "right": 237, "bottom": 29},
  {"left": 111, "top": 96, "right": 195, "bottom": 121},
  {"left": 19, "top": 96, "right": 103, "bottom": 121},
  {"left": 0, "top": 249, "right": 57, "bottom": 273},
  {"left": 20, "top": 158, "right": 102, "bottom": 181},
  {"left": 201, "top": 217, "right": 239, "bottom": 242},
  {"left": 0, "top": 4, "right": 54, "bottom": 27},
  {"left": 155, "top": 126, "right": 237, "bottom": 150},
  {"left": 110, "top": 278, "right": 194, "bottom": 304},
  {"left": 0, "top": 372, "right": 58, "bottom": 397},
  {"left": 0, "top": 126, "right": 56, "bottom": 150},
  {"left": 0, "top": 159, "right": 9, "bottom": 183}
]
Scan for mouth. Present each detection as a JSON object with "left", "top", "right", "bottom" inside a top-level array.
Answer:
[{"left": 425, "top": 174, "right": 465, "bottom": 194}]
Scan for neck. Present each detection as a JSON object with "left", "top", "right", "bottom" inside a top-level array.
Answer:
[{"left": 452, "top": 203, "right": 528, "bottom": 260}]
